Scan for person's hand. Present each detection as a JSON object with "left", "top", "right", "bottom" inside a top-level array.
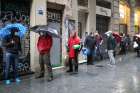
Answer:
[
  {"left": 11, "top": 40, "right": 15, "bottom": 44},
  {"left": 18, "top": 51, "right": 22, "bottom": 56}
]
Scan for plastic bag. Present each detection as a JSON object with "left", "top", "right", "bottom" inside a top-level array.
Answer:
[{"left": 133, "top": 41, "right": 138, "bottom": 48}]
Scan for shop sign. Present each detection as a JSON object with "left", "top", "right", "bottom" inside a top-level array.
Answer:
[
  {"left": 96, "top": 6, "right": 111, "bottom": 17},
  {"left": 47, "top": 11, "right": 61, "bottom": 22}
]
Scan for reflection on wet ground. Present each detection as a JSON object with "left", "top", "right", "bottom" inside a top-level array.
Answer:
[{"left": 0, "top": 53, "right": 140, "bottom": 93}]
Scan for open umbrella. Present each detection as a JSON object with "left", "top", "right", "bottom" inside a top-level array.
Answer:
[
  {"left": 0, "top": 23, "right": 27, "bottom": 39},
  {"left": 31, "top": 25, "right": 60, "bottom": 38},
  {"left": 112, "top": 32, "right": 122, "bottom": 43},
  {"left": 135, "top": 34, "right": 140, "bottom": 38}
]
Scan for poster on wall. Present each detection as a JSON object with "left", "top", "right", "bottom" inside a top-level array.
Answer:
[{"left": 0, "top": 1, "right": 31, "bottom": 80}]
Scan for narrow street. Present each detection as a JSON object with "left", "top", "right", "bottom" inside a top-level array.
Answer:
[{"left": 0, "top": 53, "right": 140, "bottom": 93}]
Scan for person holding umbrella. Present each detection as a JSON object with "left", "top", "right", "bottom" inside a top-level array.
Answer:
[
  {"left": 105, "top": 31, "right": 116, "bottom": 66},
  {"left": 31, "top": 25, "right": 60, "bottom": 80},
  {"left": 36, "top": 32, "right": 53, "bottom": 81},
  {"left": 3, "top": 28, "right": 21, "bottom": 85}
]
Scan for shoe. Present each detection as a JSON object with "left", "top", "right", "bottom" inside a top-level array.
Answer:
[
  {"left": 16, "top": 78, "right": 21, "bottom": 83},
  {"left": 5, "top": 80, "right": 11, "bottom": 85},
  {"left": 47, "top": 77, "right": 53, "bottom": 82},
  {"left": 66, "top": 70, "right": 73, "bottom": 73},
  {"left": 74, "top": 70, "right": 78, "bottom": 74},
  {"left": 35, "top": 74, "right": 44, "bottom": 79},
  {"left": 107, "top": 64, "right": 113, "bottom": 67}
]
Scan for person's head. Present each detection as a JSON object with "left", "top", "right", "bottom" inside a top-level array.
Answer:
[
  {"left": 10, "top": 28, "right": 18, "bottom": 36},
  {"left": 70, "top": 30, "right": 77, "bottom": 38},
  {"left": 85, "top": 32, "right": 88, "bottom": 36},
  {"left": 95, "top": 32, "right": 99, "bottom": 37},
  {"left": 126, "top": 34, "right": 129, "bottom": 37},
  {"left": 89, "top": 32, "right": 93, "bottom": 36},
  {"left": 39, "top": 32, "right": 47, "bottom": 36}
]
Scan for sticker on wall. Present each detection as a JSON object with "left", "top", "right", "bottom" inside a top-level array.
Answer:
[{"left": 37, "top": 7, "right": 44, "bottom": 15}]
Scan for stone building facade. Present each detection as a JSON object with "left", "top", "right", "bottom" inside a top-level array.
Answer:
[{"left": 0, "top": 0, "right": 139, "bottom": 72}]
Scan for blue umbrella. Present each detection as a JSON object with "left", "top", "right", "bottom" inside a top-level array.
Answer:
[{"left": 0, "top": 23, "right": 27, "bottom": 39}]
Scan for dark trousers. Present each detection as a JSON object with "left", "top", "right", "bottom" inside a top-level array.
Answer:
[
  {"left": 39, "top": 52, "right": 53, "bottom": 78},
  {"left": 68, "top": 51, "right": 79, "bottom": 72},
  {"left": 5, "top": 52, "right": 19, "bottom": 80},
  {"left": 87, "top": 54, "right": 93, "bottom": 65},
  {"left": 87, "top": 49, "right": 95, "bottom": 65}
]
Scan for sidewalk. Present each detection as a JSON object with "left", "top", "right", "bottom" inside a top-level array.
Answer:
[{"left": 0, "top": 53, "right": 139, "bottom": 93}]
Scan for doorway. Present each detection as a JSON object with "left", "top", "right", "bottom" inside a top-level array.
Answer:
[{"left": 47, "top": 9, "right": 62, "bottom": 67}]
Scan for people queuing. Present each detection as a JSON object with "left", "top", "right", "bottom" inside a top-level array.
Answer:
[{"left": 95, "top": 32, "right": 103, "bottom": 60}]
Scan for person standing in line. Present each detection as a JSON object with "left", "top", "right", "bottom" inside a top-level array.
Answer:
[
  {"left": 81, "top": 32, "right": 88, "bottom": 59},
  {"left": 106, "top": 31, "right": 116, "bottom": 66},
  {"left": 84, "top": 32, "right": 96, "bottom": 65},
  {"left": 36, "top": 32, "right": 53, "bottom": 81},
  {"left": 3, "top": 28, "right": 21, "bottom": 85},
  {"left": 95, "top": 32, "right": 103, "bottom": 60},
  {"left": 67, "top": 31, "right": 81, "bottom": 73}
]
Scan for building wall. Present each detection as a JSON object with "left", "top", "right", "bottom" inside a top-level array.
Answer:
[
  {"left": 30, "top": 0, "right": 47, "bottom": 71},
  {"left": 30, "top": 0, "right": 97, "bottom": 71}
]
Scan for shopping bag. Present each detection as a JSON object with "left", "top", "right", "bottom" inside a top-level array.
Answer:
[{"left": 133, "top": 41, "right": 138, "bottom": 48}]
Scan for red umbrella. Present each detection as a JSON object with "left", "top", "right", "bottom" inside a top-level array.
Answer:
[{"left": 112, "top": 32, "right": 122, "bottom": 43}]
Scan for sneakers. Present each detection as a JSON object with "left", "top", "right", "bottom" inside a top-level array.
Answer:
[
  {"left": 5, "top": 78, "right": 21, "bottom": 85},
  {"left": 47, "top": 76, "right": 53, "bottom": 82},
  {"left": 15, "top": 78, "right": 21, "bottom": 83},
  {"left": 35, "top": 74, "right": 44, "bottom": 79},
  {"left": 5, "top": 80, "right": 11, "bottom": 85},
  {"left": 66, "top": 70, "right": 73, "bottom": 73},
  {"left": 108, "top": 63, "right": 116, "bottom": 67}
]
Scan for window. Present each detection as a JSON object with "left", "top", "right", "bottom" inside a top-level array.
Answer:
[{"left": 78, "top": 0, "right": 88, "bottom": 7}]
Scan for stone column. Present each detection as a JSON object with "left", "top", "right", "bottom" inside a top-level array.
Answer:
[
  {"left": 86, "top": 0, "right": 96, "bottom": 33},
  {"left": 30, "top": 0, "right": 47, "bottom": 72},
  {"left": 129, "top": 0, "right": 135, "bottom": 35},
  {"left": 109, "top": 0, "right": 120, "bottom": 32}
]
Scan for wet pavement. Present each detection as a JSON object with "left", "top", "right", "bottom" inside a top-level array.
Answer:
[{"left": 0, "top": 53, "right": 140, "bottom": 93}]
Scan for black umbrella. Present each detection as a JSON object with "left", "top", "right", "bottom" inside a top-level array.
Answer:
[{"left": 31, "top": 25, "right": 61, "bottom": 38}]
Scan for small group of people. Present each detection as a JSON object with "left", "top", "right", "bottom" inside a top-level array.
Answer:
[
  {"left": 119, "top": 33, "right": 131, "bottom": 55},
  {"left": 1, "top": 27, "right": 54, "bottom": 84},
  {"left": 2, "top": 27, "right": 133, "bottom": 85},
  {"left": 83, "top": 32, "right": 103, "bottom": 65}
]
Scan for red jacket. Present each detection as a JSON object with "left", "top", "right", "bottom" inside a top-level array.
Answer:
[
  {"left": 68, "top": 36, "right": 80, "bottom": 58},
  {"left": 37, "top": 35, "right": 52, "bottom": 54}
]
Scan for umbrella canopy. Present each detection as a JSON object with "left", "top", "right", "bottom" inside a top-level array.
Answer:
[
  {"left": 0, "top": 23, "right": 27, "bottom": 39},
  {"left": 31, "top": 25, "right": 60, "bottom": 38},
  {"left": 105, "top": 31, "right": 112, "bottom": 36},
  {"left": 112, "top": 32, "right": 122, "bottom": 43},
  {"left": 135, "top": 34, "right": 140, "bottom": 38}
]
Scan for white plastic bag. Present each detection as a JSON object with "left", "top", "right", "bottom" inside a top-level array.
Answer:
[{"left": 133, "top": 41, "right": 138, "bottom": 48}]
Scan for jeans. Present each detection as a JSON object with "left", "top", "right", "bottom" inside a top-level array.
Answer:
[
  {"left": 4, "top": 52, "right": 19, "bottom": 80},
  {"left": 87, "top": 49, "right": 96, "bottom": 64},
  {"left": 108, "top": 50, "right": 116, "bottom": 65}
]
